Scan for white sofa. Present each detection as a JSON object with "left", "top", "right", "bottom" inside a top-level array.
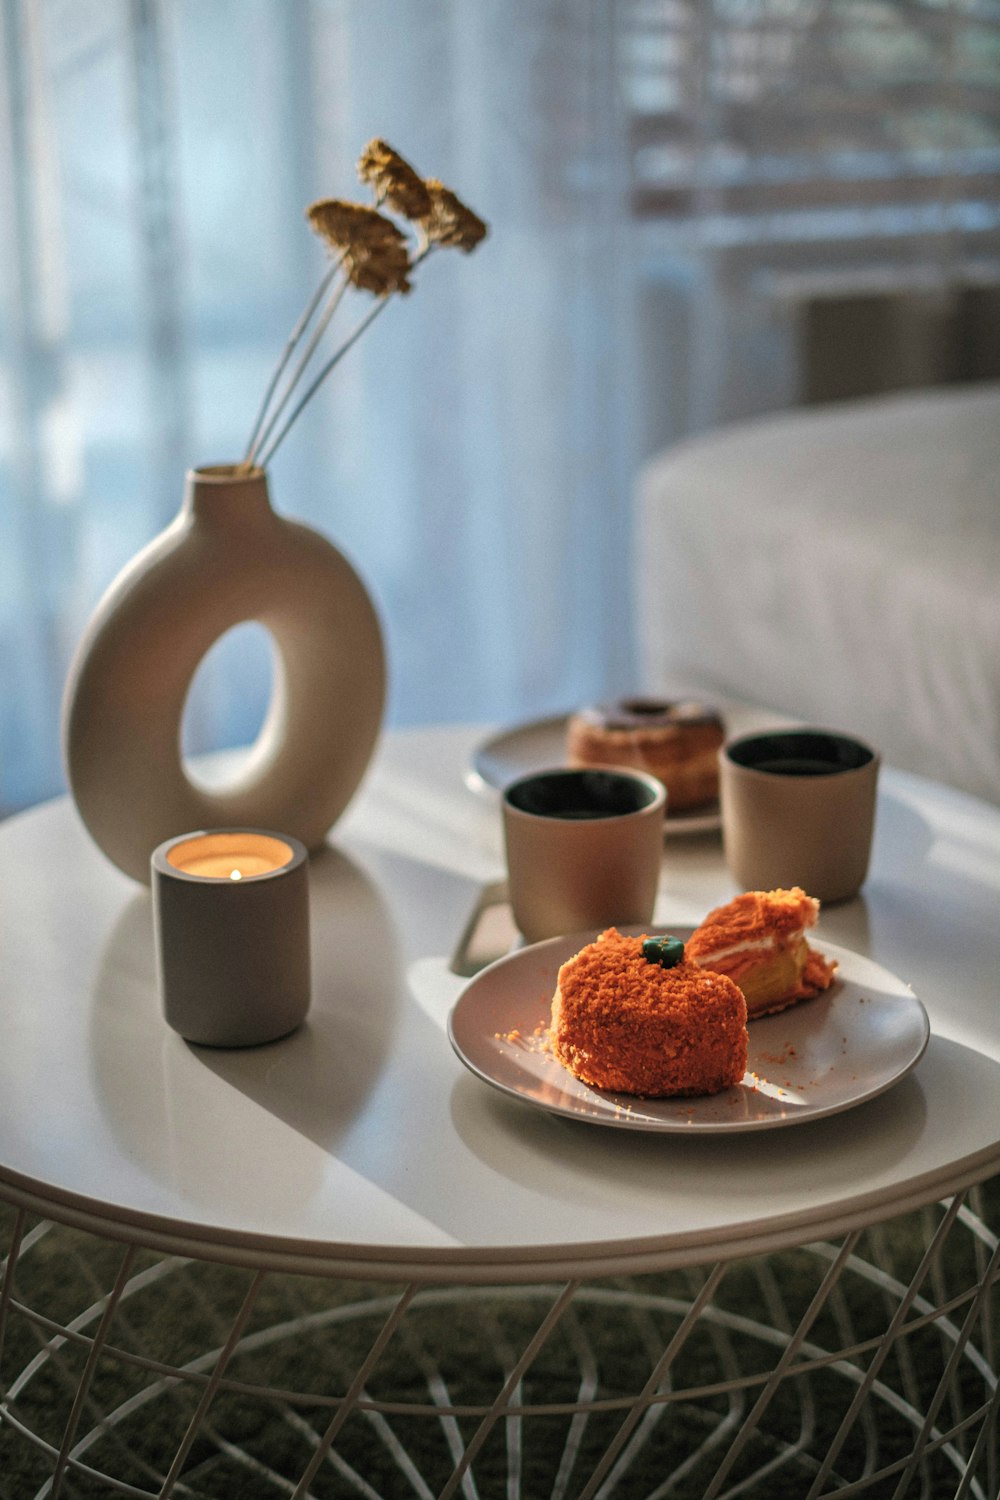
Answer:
[{"left": 635, "top": 383, "right": 1000, "bottom": 806}]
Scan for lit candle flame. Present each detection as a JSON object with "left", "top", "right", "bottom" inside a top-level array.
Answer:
[{"left": 230, "top": 869, "right": 242, "bottom": 881}]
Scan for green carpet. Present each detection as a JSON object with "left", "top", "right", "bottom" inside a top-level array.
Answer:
[{"left": 1, "top": 1180, "right": 997, "bottom": 1499}]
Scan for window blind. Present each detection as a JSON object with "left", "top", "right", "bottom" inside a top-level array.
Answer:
[{"left": 620, "top": 0, "right": 1000, "bottom": 248}]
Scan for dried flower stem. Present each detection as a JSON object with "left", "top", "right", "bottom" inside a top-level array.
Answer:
[
  {"left": 258, "top": 243, "right": 434, "bottom": 469},
  {"left": 246, "top": 273, "right": 350, "bottom": 468},
  {"left": 241, "top": 259, "right": 342, "bottom": 467},
  {"left": 257, "top": 243, "right": 435, "bottom": 469},
  {"left": 256, "top": 300, "right": 386, "bottom": 469}
]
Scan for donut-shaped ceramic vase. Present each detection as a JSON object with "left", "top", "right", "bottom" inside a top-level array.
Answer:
[{"left": 62, "top": 465, "right": 386, "bottom": 883}]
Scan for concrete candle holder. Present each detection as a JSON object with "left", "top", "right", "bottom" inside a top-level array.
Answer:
[{"left": 151, "top": 829, "right": 310, "bottom": 1047}]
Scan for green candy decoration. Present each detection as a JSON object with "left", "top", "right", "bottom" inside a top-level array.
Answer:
[{"left": 641, "top": 935, "right": 685, "bottom": 969}]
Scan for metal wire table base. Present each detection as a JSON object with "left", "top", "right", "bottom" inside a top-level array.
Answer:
[{"left": 1, "top": 1185, "right": 997, "bottom": 1500}]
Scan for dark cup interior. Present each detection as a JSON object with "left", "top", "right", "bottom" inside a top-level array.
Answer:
[
  {"left": 505, "top": 769, "right": 657, "bottom": 820},
  {"left": 726, "top": 729, "right": 875, "bottom": 777}
]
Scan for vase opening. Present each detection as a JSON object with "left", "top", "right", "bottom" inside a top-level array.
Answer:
[
  {"left": 192, "top": 462, "right": 266, "bottom": 482},
  {"left": 181, "top": 621, "right": 281, "bottom": 792}
]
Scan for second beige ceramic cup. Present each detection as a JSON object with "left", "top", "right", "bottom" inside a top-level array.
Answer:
[
  {"left": 719, "top": 728, "right": 879, "bottom": 903},
  {"left": 502, "top": 767, "right": 666, "bottom": 943}
]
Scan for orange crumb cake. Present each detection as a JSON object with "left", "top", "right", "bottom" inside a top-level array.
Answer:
[
  {"left": 686, "top": 887, "right": 837, "bottom": 1019},
  {"left": 549, "top": 928, "right": 748, "bottom": 1097}
]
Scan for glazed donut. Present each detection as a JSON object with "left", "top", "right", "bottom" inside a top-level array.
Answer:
[{"left": 566, "top": 698, "right": 724, "bottom": 811}]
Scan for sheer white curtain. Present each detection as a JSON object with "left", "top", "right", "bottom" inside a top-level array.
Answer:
[
  {"left": 0, "top": 0, "right": 638, "bottom": 813},
  {"left": 8, "top": 1, "right": 994, "bottom": 814}
]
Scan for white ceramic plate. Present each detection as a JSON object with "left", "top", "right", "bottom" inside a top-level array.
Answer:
[
  {"left": 467, "top": 715, "right": 722, "bottom": 836},
  {"left": 448, "top": 928, "right": 930, "bottom": 1133}
]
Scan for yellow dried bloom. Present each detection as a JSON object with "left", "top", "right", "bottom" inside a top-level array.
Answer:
[
  {"left": 357, "top": 138, "right": 432, "bottom": 220},
  {"left": 306, "top": 198, "right": 412, "bottom": 294},
  {"left": 306, "top": 198, "right": 405, "bottom": 251},
  {"left": 418, "top": 180, "right": 488, "bottom": 252},
  {"left": 344, "top": 241, "right": 412, "bottom": 296}
]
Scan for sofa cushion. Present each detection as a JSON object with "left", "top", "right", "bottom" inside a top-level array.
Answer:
[{"left": 636, "top": 383, "right": 1000, "bottom": 805}]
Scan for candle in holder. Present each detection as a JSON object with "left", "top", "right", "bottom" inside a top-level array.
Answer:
[{"left": 151, "top": 830, "right": 310, "bottom": 1047}]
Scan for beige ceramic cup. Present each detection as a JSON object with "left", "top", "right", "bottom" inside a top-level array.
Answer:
[
  {"left": 719, "top": 728, "right": 879, "bottom": 903},
  {"left": 502, "top": 767, "right": 666, "bottom": 944}
]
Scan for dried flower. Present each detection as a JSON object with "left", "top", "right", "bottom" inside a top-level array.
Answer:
[
  {"left": 345, "top": 242, "right": 413, "bottom": 296},
  {"left": 357, "top": 138, "right": 432, "bottom": 221},
  {"left": 306, "top": 198, "right": 405, "bottom": 252},
  {"left": 307, "top": 198, "right": 412, "bottom": 294},
  {"left": 242, "top": 140, "right": 487, "bottom": 470},
  {"left": 418, "top": 180, "right": 489, "bottom": 252},
  {"left": 307, "top": 204, "right": 413, "bottom": 300}
]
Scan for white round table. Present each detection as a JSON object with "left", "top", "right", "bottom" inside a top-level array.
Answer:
[{"left": 1, "top": 723, "right": 998, "bottom": 1499}]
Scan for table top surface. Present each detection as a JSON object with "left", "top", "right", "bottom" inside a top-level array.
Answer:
[{"left": 1, "top": 713, "right": 999, "bottom": 1281}]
